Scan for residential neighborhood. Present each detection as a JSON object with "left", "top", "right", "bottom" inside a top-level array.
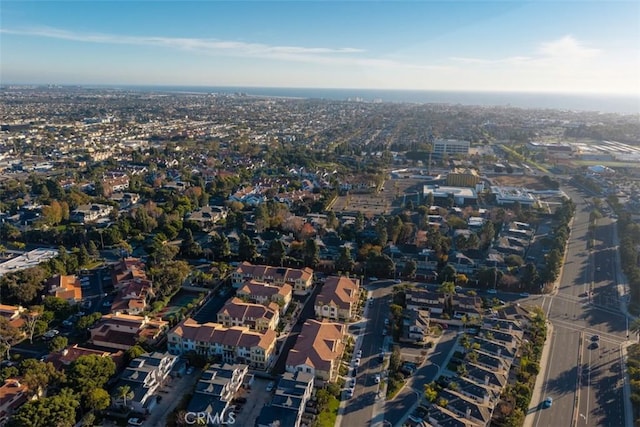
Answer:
[{"left": 0, "top": 87, "right": 638, "bottom": 427}]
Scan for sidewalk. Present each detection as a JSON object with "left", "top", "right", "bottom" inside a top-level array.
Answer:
[{"left": 612, "top": 220, "right": 634, "bottom": 427}]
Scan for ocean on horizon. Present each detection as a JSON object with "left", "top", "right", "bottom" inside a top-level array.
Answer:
[{"left": 92, "top": 85, "right": 639, "bottom": 115}]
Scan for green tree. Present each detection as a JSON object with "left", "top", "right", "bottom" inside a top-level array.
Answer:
[
  {"left": 49, "top": 336, "right": 68, "bottom": 353},
  {"left": 335, "top": 247, "right": 355, "bottom": 273},
  {"left": 303, "top": 238, "right": 319, "bottom": 268},
  {"left": 19, "top": 360, "right": 66, "bottom": 398},
  {"left": 117, "top": 384, "right": 134, "bottom": 409},
  {"left": 76, "top": 313, "right": 102, "bottom": 331},
  {"left": 68, "top": 355, "right": 116, "bottom": 395},
  {"left": 424, "top": 382, "right": 438, "bottom": 402},
  {"left": 238, "top": 233, "right": 257, "bottom": 262},
  {"left": 22, "top": 306, "right": 43, "bottom": 344},
  {"left": 8, "top": 387, "right": 79, "bottom": 427},
  {"left": 125, "top": 344, "right": 146, "bottom": 362},
  {"left": 402, "top": 259, "right": 417, "bottom": 279},
  {"left": 85, "top": 387, "right": 111, "bottom": 412},
  {"left": 440, "top": 264, "right": 457, "bottom": 283},
  {"left": 266, "top": 239, "right": 286, "bottom": 266},
  {"left": 0, "top": 317, "right": 22, "bottom": 360}
]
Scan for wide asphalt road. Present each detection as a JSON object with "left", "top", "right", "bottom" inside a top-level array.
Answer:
[{"left": 532, "top": 186, "right": 628, "bottom": 427}]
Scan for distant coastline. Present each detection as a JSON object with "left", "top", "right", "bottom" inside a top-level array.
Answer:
[
  {"left": 6, "top": 84, "right": 640, "bottom": 115},
  {"left": 98, "top": 86, "right": 640, "bottom": 115}
]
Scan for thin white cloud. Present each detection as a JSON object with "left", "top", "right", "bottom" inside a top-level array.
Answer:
[
  {"left": 448, "top": 35, "right": 600, "bottom": 66},
  {"left": 538, "top": 35, "right": 600, "bottom": 58},
  {"left": 0, "top": 27, "right": 365, "bottom": 59}
]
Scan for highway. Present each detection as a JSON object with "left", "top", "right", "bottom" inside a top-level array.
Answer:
[{"left": 532, "top": 186, "right": 629, "bottom": 427}]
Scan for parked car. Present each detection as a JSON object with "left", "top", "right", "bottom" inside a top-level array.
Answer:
[
  {"left": 266, "top": 381, "right": 275, "bottom": 392},
  {"left": 591, "top": 334, "right": 600, "bottom": 342},
  {"left": 127, "top": 418, "right": 144, "bottom": 426},
  {"left": 374, "top": 374, "right": 381, "bottom": 384},
  {"left": 519, "top": 292, "right": 530, "bottom": 297},
  {"left": 233, "top": 397, "right": 248, "bottom": 404},
  {"left": 186, "top": 366, "right": 195, "bottom": 375},
  {"left": 487, "top": 289, "right": 497, "bottom": 294},
  {"left": 543, "top": 396, "right": 553, "bottom": 408},
  {"left": 356, "top": 350, "right": 362, "bottom": 358}
]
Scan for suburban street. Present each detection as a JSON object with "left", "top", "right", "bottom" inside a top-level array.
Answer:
[
  {"left": 338, "top": 280, "right": 393, "bottom": 427},
  {"left": 531, "top": 186, "right": 629, "bottom": 427},
  {"left": 383, "top": 330, "right": 457, "bottom": 426}
]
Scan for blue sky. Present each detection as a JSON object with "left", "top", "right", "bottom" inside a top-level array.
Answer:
[{"left": 1, "top": 1, "right": 639, "bottom": 94}]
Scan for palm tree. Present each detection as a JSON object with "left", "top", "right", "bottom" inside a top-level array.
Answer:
[
  {"left": 117, "top": 385, "right": 134, "bottom": 410},
  {"left": 630, "top": 318, "right": 640, "bottom": 341}
]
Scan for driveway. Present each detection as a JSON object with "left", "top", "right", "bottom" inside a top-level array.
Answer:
[{"left": 143, "top": 368, "right": 202, "bottom": 427}]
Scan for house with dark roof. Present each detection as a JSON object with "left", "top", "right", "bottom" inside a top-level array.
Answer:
[
  {"left": 256, "top": 371, "right": 314, "bottom": 427},
  {"left": 186, "top": 363, "right": 248, "bottom": 415},
  {"left": 111, "top": 352, "right": 177, "bottom": 413},
  {"left": 400, "top": 308, "right": 430, "bottom": 344}
]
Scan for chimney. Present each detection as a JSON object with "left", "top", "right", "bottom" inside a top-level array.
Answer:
[
  {"left": 484, "top": 375, "right": 489, "bottom": 385},
  {"left": 62, "top": 349, "right": 69, "bottom": 356},
  {"left": 497, "top": 348, "right": 502, "bottom": 357},
  {"left": 466, "top": 407, "right": 472, "bottom": 419},
  {"left": 483, "top": 392, "right": 490, "bottom": 405},
  {"left": 509, "top": 323, "right": 513, "bottom": 332}
]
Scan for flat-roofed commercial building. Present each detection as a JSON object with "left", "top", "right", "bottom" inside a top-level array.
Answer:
[
  {"left": 490, "top": 186, "right": 537, "bottom": 206},
  {"left": 433, "top": 139, "right": 470, "bottom": 157},
  {"left": 423, "top": 185, "right": 478, "bottom": 206}
]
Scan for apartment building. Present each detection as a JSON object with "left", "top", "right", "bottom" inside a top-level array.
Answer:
[
  {"left": 217, "top": 298, "right": 279, "bottom": 332},
  {"left": 167, "top": 319, "right": 277, "bottom": 370},
  {"left": 231, "top": 262, "right": 314, "bottom": 295},
  {"left": 235, "top": 281, "right": 292, "bottom": 314}
]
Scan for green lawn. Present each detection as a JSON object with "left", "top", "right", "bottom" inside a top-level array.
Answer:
[{"left": 316, "top": 396, "right": 340, "bottom": 427}]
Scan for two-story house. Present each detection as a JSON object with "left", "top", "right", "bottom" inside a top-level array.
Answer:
[
  {"left": 285, "top": 320, "right": 346, "bottom": 383},
  {"left": 314, "top": 276, "right": 359, "bottom": 321},
  {"left": 46, "top": 275, "right": 83, "bottom": 304},
  {"left": 90, "top": 313, "right": 168, "bottom": 351}
]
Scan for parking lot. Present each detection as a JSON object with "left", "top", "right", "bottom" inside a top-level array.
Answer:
[{"left": 232, "top": 377, "right": 274, "bottom": 426}]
